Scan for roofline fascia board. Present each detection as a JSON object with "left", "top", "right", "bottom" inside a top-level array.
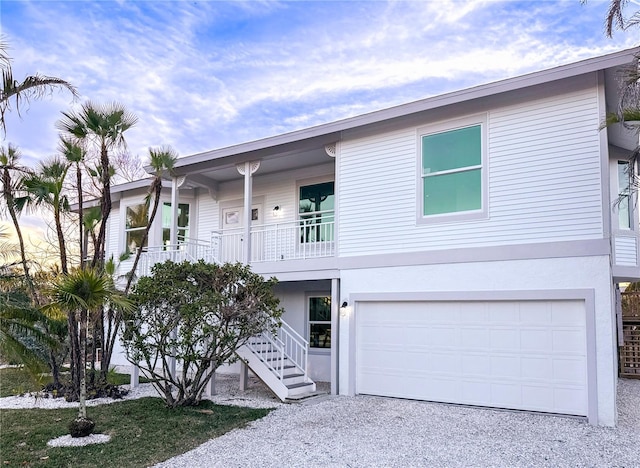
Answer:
[
  {"left": 110, "top": 177, "right": 154, "bottom": 193},
  {"left": 169, "top": 47, "right": 638, "bottom": 171}
]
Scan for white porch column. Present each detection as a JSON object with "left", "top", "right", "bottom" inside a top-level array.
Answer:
[
  {"left": 169, "top": 177, "right": 180, "bottom": 247},
  {"left": 130, "top": 365, "right": 140, "bottom": 388},
  {"left": 169, "top": 176, "right": 186, "bottom": 248},
  {"left": 331, "top": 278, "right": 340, "bottom": 395},
  {"left": 168, "top": 176, "right": 185, "bottom": 383},
  {"left": 236, "top": 161, "right": 260, "bottom": 263}
]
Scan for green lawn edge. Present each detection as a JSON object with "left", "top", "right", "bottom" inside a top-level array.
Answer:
[{"left": 1, "top": 397, "right": 272, "bottom": 467}]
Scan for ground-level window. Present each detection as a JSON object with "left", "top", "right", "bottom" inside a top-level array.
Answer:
[
  {"left": 299, "top": 181, "right": 335, "bottom": 242},
  {"left": 162, "top": 202, "right": 190, "bottom": 245},
  {"left": 309, "top": 296, "right": 331, "bottom": 349},
  {"left": 125, "top": 203, "right": 148, "bottom": 253},
  {"left": 421, "top": 124, "right": 483, "bottom": 217},
  {"left": 618, "top": 161, "right": 631, "bottom": 230}
]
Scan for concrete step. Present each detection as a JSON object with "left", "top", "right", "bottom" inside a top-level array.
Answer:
[
  {"left": 286, "top": 381, "right": 316, "bottom": 397},
  {"left": 282, "top": 373, "right": 306, "bottom": 385}
]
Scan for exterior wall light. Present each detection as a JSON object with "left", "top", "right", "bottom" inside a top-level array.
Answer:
[
  {"left": 340, "top": 301, "right": 351, "bottom": 318},
  {"left": 273, "top": 205, "right": 281, "bottom": 218}
]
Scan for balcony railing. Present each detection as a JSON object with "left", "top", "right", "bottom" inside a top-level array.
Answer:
[
  {"left": 213, "top": 210, "right": 335, "bottom": 263},
  {"left": 134, "top": 211, "right": 335, "bottom": 278},
  {"left": 137, "top": 237, "right": 217, "bottom": 277}
]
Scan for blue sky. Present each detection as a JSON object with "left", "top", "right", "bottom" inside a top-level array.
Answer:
[{"left": 1, "top": 0, "right": 638, "bottom": 170}]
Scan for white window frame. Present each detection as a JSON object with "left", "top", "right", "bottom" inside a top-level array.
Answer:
[
  {"left": 307, "top": 293, "right": 332, "bottom": 353},
  {"left": 416, "top": 114, "right": 488, "bottom": 224},
  {"left": 123, "top": 201, "right": 149, "bottom": 254},
  {"left": 617, "top": 160, "right": 632, "bottom": 231},
  {"left": 162, "top": 201, "right": 192, "bottom": 245}
]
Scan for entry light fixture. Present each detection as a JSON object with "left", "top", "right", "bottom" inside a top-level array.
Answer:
[
  {"left": 340, "top": 301, "right": 351, "bottom": 318},
  {"left": 272, "top": 205, "right": 281, "bottom": 218}
]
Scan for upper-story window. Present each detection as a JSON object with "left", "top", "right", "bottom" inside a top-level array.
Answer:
[
  {"left": 419, "top": 119, "right": 485, "bottom": 221},
  {"left": 299, "top": 181, "right": 335, "bottom": 242},
  {"left": 125, "top": 203, "right": 148, "bottom": 253},
  {"left": 162, "top": 202, "right": 190, "bottom": 245},
  {"left": 618, "top": 161, "right": 631, "bottom": 230}
]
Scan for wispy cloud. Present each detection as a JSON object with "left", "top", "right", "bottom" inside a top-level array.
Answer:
[{"left": 1, "top": 0, "right": 635, "bottom": 164}]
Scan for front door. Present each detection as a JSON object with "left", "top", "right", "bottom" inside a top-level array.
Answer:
[{"left": 220, "top": 204, "right": 262, "bottom": 262}]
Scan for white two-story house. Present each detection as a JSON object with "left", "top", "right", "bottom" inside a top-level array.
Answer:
[{"left": 107, "top": 47, "right": 640, "bottom": 426}]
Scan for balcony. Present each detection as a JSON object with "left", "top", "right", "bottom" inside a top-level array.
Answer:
[
  {"left": 213, "top": 209, "right": 335, "bottom": 263},
  {"left": 135, "top": 210, "right": 335, "bottom": 278}
]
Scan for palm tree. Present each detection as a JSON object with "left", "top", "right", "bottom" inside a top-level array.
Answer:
[
  {"left": 22, "top": 157, "right": 71, "bottom": 274},
  {"left": 0, "top": 37, "right": 78, "bottom": 135},
  {"left": 125, "top": 146, "right": 178, "bottom": 293},
  {"left": 57, "top": 102, "right": 138, "bottom": 269},
  {"left": 59, "top": 137, "right": 87, "bottom": 266},
  {"left": 0, "top": 144, "right": 37, "bottom": 303},
  {"left": 0, "top": 228, "right": 58, "bottom": 378},
  {"left": 49, "top": 267, "right": 132, "bottom": 431},
  {"left": 603, "top": 0, "right": 640, "bottom": 36},
  {"left": 0, "top": 288, "right": 56, "bottom": 376}
]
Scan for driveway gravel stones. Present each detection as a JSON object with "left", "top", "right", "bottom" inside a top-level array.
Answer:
[{"left": 155, "top": 379, "right": 640, "bottom": 468}]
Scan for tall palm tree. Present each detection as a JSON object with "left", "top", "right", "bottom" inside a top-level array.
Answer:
[
  {"left": 0, "top": 37, "right": 78, "bottom": 135},
  {"left": 0, "top": 144, "right": 36, "bottom": 303},
  {"left": 49, "top": 267, "right": 132, "bottom": 425},
  {"left": 59, "top": 137, "right": 87, "bottom": 267},
  {"left": 57, "top": 102, "right": 138, "bottom": 270},
  {"left": 603, "top": 0, "right": 640, "bottom": 36},
  {"left": 22, "top": 157, "right": 71, "bottom": 274}
]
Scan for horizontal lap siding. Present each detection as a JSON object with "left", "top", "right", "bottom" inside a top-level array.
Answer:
[
  {"left": 197, "top": 196, "right": 218, "bottom": 242},
  {"left": 615, "top": 237, "right": 637, "bottom": 266},
  {"left": 339, "top": 87, "right": 603, "bottom": 256}
]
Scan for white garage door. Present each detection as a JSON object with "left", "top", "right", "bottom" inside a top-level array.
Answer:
[{"left": 356, "top": 300, "right": 588, "bottom": 416}]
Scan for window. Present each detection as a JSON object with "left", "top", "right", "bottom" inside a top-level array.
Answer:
[
  {"left": 618, "top": 161, "right": 631, "bottom": 230},
  {"left": 421, "top": 124, "right": 483, "bottom": 217},
  {"left": 162, "top": 202, "right": 190, "bottom": 245},
  {"left": 299, "top": 182, "right": 335, "bottom": 242},
  {"left": 308, "top": 296, "right": 331, "bottom": 349},
  {"left": 125, "top": 203, "right": 148, "bottom": 253}
]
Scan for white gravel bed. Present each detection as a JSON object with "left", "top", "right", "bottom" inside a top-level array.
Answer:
[
  {"left": 0, "top": 373, "right": 282, "bottom": 410},
  {"left": 155, "top": 379, "right": 640, "bottom": 468},
  {"left": 47, "top": 433, "right": 111, "bottom": 447}
]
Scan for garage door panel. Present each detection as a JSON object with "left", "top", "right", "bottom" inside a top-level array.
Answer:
[
  {"left": 490, "top": 328, "right": 521, "bottom": 350},
  {"left": 518, "top": 302, "right": 552, "bottom": 324},
  {"left": 552, "top": 358, "right": 587, "bottom": 383},
  {"left": 552, "top": 330, "right": 585, "bottom": 352},
  {"left": 356, "top": 299, "right": 588, "bottom": 416}
]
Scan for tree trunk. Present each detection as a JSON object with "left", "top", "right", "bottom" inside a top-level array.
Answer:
[
  {"left": 54, "top": 207, "right": 68, "bottom": 274},
  {"left": 92, "top": 142, "right": 111, "bottom": 269},
  {"left": 67, "top": 312, "right": 81, "bottom": 400},
  {"left": 125, "top": 179, "right": 162, "bottom": 293},
  {"left": 78, "top": 308, "right": 87, "bottom": 415},
  {"left": 76, "top": 163, "right": 84, "bottom": 268},
  {"left": 2, "top": 169, "right": 37, "bottom": 304}
]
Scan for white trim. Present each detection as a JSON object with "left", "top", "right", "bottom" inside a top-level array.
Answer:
[
  {"left": 416, "top": 113, "right": 488, "bottom": 224},
  {"left": 345, "top": 289, "right": 598, "bottom": 424},
  {"left": 338, "top": 239, "right": 609, "bottom": 270},
  {"left": 306, "top": 292, "right": 332, "bottom": 352}
]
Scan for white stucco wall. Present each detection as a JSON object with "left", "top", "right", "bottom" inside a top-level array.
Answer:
[{"left": 338, "top": 255, "right": 617, "bottom": 426}]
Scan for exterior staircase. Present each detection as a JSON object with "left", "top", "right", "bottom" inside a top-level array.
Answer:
[{"left": 235, "top": 319, "right": 316, "bottom": 401}]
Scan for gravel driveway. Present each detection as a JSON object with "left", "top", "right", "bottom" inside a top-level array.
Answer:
[{"left": 155, "top": 378, "right": 640, "bottom": 467}]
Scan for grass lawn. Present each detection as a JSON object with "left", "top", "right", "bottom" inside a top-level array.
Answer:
[
  {"left": 0, "top": 368, "right": 149, "bottom": 397},
  {"left": 1, "top": 397, "right": 272, "bottom": 467}
]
